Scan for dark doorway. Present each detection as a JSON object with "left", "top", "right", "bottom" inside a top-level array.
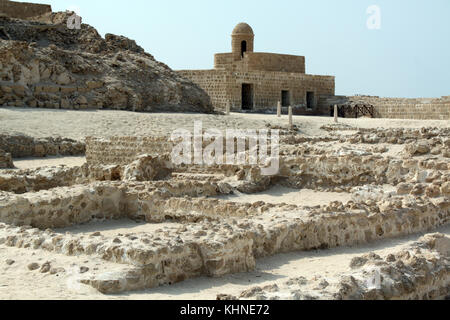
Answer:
[
  {"left": 281, "top": 90, "right": 290, "bottom": 107},
  {"left": 242, "top": 84, "right": 253, "bottom": 110},
  {"left": 241, "top": 41, "right": 247, "bottom": 58},
  {"left": 307, "top": 91, "right": 315, "bottom": 109}
]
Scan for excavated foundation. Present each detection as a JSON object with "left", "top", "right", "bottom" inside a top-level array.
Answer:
[{"left": 0, "top": 127, "right": 449, "bottom": 299}]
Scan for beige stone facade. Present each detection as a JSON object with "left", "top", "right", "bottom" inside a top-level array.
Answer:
[{"left": 177, "top": 23, "right": 335, "bottom": 113}]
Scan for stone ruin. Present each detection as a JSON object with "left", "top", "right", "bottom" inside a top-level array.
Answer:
[
  {"left": 0, "top": 148, "right": 13, "bottom": 168},
  {"left": 0, "top": 126, "right": 448, "bottom": 299},
  {"left": 0, "top": 2, "right": 448, "bottom": 300}
]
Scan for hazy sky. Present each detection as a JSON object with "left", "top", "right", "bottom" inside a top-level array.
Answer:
[{"left": 23, "top": 0, "right": 450, "bottom": 98}]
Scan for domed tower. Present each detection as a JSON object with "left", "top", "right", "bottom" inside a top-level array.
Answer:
[{"left": 232, "top": 22, "right": 254, "bottom": 61}]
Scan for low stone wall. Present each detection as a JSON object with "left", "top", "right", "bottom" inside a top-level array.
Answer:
[
  {"left": 85, "top": 136, "right": 172, "bottom": 166},
  {"left": 357, "top": 96, "right": 450, "bottom": 120},
  {"left": 320, "top": 95, "right": 450, "bottom": 120},
  {"left": 228, "top": 233, "right": 450, "bottom": 300},
  {"left": 0, "top": 182, "right": 124, "bottom": 228},
  {"left": 0, "top": 181, "right": 449, "bottom": 293},
  {"left": 0, "top": 220, "right": 256, "bottom": 293},
  {"left": 0, "top": 149, "right": 13, "bottom": 168},
  {"left": 4, "top": 128, "right": 450, "bottom": 200},
  {"left": 0, "top": 165, "right": 88, "bottom": 193},
  {"left": 86, "top": 127, "right": 450, "bottom": 166},
  {"left": 0, "top": 134, "right": 85, "bottom": 158}
]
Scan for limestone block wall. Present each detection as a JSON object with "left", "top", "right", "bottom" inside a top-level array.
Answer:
[
  {"left": 0, "top": 134, "right": 85, "bottom": 158},
  {"left": 230, "top": 71, "right": 334, "bottom": 111},
  {"left": 358, "top": 96, "right": 450, "bottom": 120},
  {"left": 85, "top": 136, "right": 173, "bottom": 166},
  {"left": 0, "top": 165, "right": 88, "bottom": 193},
  {"left": 0, "top": 181, "right": 449, "bottom": 293},
  {"left": 0, "top": 149, "right": 13, "bottom": 168},
  {"left": 0, "top": 182, "right": 124, "bottom": 228},
  {"left": 0, "top": 220, "right": 256, "bottom": 292},
  {"left": 233, "top": 233, "right": 450, "bottom": 300},
  {"left": 177, "top": 69, "right": 335, "bottom": 111},
  {"left": 175, "top": 70, "right": 232, "bottom": 110},
  {"left": 320, "top": 95, "right": 450, "bottom": 120},
  {"left": 214, "top": 53, "right": 234, "bottom": 70},
  {"left": 243, "top": 52, "right": 305, "bottom": 73},
  {"left": 0, "top": 169, "right": 449, "bottom": 294},
  {"left": 214, "top": 52, "right": 305, "bottom": 74}
]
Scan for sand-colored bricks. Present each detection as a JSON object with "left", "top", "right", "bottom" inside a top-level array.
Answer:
[{"left": 176, "top": 23, "right": 334, "bottom": 112}]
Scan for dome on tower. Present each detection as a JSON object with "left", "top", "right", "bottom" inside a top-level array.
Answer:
[{"left": 232, "top": 23, "right": 254, "bottom": 35}]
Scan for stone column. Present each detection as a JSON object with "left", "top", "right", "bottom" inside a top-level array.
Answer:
[
  {"left": 226, "top": 100, "right": 231, "bottom": 115},
  {"left": 334, "top": 105, "right": 338, "bottom": 123},
  {"left": 288, "top": 106, "right": 293, "bottom": 129},
  {"left": 277, "top": 101, "right": 281, "bottom": 117}
]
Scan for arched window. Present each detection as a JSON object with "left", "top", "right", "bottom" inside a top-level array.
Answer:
[{"left": 241, "top": 40, "right": 247, "bottom": 58}]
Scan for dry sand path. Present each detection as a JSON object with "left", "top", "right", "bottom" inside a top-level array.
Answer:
[
  {"left": 12, "top": 156, "right": 86, "bottom": 169},
  {"left": 1, "top": 107, "right": 449, "bottom": 141}
]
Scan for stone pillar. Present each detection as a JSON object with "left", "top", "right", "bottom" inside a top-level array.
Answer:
[
  {"left": 288, "top": 106, "right": 293, "bottom": 129},
  {"left": 334, "top": 105, "right": 338, "bottom": 123},
  {"left": 277, "top": 101, "right": 281, "bottom": 117},
  {"left": 226, "top": 100, "right": 231, "bottom": 115}
]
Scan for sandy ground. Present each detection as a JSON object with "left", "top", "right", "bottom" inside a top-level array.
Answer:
[
  {"left": 56, "top": 219, "right": 183, "bottom": 237},
  {"left": 1, "top": 223, "right": 448, "bottom": 300},
  {"left": 1, "top": 107, "right": 449, "bottom": 141},
  {"left": 216, "top": 186, "right": 353, "bottom": 206},
  {"left": 12, "top": 156, "right": 86, "bottom": 169}
]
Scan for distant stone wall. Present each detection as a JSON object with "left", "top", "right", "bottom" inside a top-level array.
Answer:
[
  {"left": 86, "top": 136, "right": 173, "bottom": 166},
  {"left": 320, "top": 95, "right": 450, "bottom": 120},
  {"left": 351, "top": 96, "right": 450, "bottom": 120},
  {"left": 0, "top": 0, "right": 52, "bottom": 19},
  {"left": 0, "top": 134, "right": 85, "bottom": 158}
]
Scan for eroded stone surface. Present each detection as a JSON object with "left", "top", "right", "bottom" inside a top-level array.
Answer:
[
  {"left": 227, "top": 233, "right": 450, "bottom": 300},
  {"left": 0, "top": 12, "right": 212, "bottom": 113},
  {"left": 0, "top": 126, "right": 448, "bottom": 298}
]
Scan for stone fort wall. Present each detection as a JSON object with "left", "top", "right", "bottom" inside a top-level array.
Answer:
[
  {"left": 320, "top": 95, "right": 450, "bottom": 120},
  {"left": 177, "top": 69, "right": 335, "bottom": 112},
  {"left": 352, "top": 96, "right": 450, "bottom": 120},
  {"left": 0, "top": 0, "right": 52, "bottom": 19},
  {"left": 214, "top": 52, "right": 305, "bottom": 73}
]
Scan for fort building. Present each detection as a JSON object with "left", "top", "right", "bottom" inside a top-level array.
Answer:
[{"left": 177, "top": 23, "right": 335, "bottom": 113}]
